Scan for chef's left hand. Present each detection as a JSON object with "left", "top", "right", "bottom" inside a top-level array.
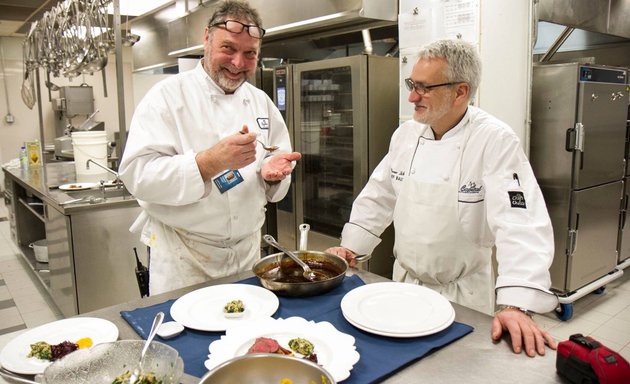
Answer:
[
  {"left": 491, "top": 308, "right": 557, "bottom": 357},
  {"left": 261, "top": 152, "right": 302, "bottom": 181}
]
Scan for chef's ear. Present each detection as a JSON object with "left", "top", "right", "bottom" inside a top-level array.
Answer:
[{"left": 454, "top": 82, "right": 470, "bottom": 104}]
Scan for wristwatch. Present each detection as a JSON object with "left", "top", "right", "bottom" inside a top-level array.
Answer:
[{"left": 498, "top": 305, "right": 534, "bottom": 318}]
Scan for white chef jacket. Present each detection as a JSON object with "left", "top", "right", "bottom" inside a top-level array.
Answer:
[
  {"left": 341, "top": 107, "right": 558, "bottom": 314},
  {"left": 118, "top": 61, "right": 293, "bottom": 292}
]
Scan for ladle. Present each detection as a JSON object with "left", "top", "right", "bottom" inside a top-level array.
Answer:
[
  {"left": 262, "top": 234, "right": 320, "bottom": 281},
  {"left": 128, "top": 311, "right": 164, "bottom": 384}
]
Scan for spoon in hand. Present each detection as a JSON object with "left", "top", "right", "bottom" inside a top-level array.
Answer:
[
  {"left": 239, "top": 130, "right": 278, "bottom": 152},
  {"left": 263, "top": 234, "right": 322, "bottom": 281},
  {"left": 128, "top": 311, "right": 164, "bottom": 384}
]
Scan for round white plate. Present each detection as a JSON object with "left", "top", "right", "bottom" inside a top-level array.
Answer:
[
  {"left": 205, "top": 316, "right": 360, "bottom": 382},
  {"left": 0, "top": 317, "right": 119, "bottom": 375},
  {"left": 59, "top": 182, "right": 98, "bottom": 191},
  {"left": 340, "top": 282, "right": 455, "bottom": 337},
  {"left": 170, "top": 284, "right": 279, "bottom": 332}
]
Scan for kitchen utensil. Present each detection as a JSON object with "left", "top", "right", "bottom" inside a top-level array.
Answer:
[
  {"left": 263, "top": 234, "right": 319, "bottom": 281},
  {"left": 156, "top": 321, "right": 184, "bottom": 340},
  {"left": 199, "top": 353, "right": 336, "bottom": 384},
  {"left": 253, "top": 249, "right": 348, "bottom": 297},
  {"left": 256, "top": 139, "right": 278, "bottom": 152},
  {"left": 41, "top": 340, "right": 183, "bottom": 384},
  {"left": 298, "top": 223, "right": 310, "bottom": 250},
  {"left": 239, "top": 129, "right": 278, "bottom": 152},
  {"left": 127, "top": 311, "right": 164, "bottom": 383}
]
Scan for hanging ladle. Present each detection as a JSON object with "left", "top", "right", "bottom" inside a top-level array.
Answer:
[{"left": 262, "top": 234, "right": 322, "bottom": 282}]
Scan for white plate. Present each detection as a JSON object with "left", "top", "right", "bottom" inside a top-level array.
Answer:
[
  {"left": 59, "top": 182, "right": 98, "bottom": 191},
  {"left": 170, "top": 284, "right": 279, "bottom": 332},
  {"left": 0, "top": 317, "right": 119, "bottom": 375},
  {"left": 340, "top": 282, "right": 455, "bottom": 337},
  {"left": 205, "top": 316, "right": 359, "bottom": 382}
]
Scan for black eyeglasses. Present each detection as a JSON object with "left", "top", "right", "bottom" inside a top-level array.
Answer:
[
  {"left": 404, "top": 78, "right": 459, "bottom": 95},
  {"left": 209, "top": 19, "right": 266, "bottom": 39}
]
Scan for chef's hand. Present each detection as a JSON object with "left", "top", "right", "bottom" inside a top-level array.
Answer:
[
  {"left": 196, "top": 125, "right": 257, "bottom": 181},
  {"left": 325, "top": 247, "right": 358, "bottom": 267},
  {"left": 491, "top": 307, "right": 557, "bottom": 357},
  {"left": 261, "top": 152, "right": 301, "bottom": 181}
]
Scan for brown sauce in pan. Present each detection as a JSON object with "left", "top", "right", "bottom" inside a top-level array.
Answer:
[{"left": 261, "top": 260, "right": 341, "bottom": 283}]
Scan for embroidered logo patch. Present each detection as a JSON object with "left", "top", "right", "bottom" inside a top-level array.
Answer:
[
  {"left": 458, "top": 181, "right": 484, "bottom": 203},
  {"left": 508, "top": 191, "right": 527, "bottom": 209},
  {"left": 256, "top": 118, "right": 269, "bottom": 130}
]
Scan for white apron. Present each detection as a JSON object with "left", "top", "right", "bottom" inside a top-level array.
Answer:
[
  {"left": 140, "top": 216, "right": 260, "bottom": 295},
  {"left": 392, "top": 127, "right": 494, "bottom": 315}
]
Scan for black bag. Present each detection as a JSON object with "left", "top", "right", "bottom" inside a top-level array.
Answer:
[{"left": 556, "top": 333, "right": 630, "bottom": 384}]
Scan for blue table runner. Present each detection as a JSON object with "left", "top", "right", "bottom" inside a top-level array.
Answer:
[{"left": 121, "top": 275, "right": 473, "bottom": 383}]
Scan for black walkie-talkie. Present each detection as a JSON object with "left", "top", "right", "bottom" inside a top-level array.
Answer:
[{"left": 133, "top": 247, "right": 150, "bottom": 297}]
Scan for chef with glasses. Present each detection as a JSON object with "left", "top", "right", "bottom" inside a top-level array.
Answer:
[
  {"left": 327, "top": 39, "right": 558, "bottom": 358},
  {"left": 119, "top": 0, "right": 300, "bottom": 295}
]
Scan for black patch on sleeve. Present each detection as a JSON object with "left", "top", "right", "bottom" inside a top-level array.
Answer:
[{"left": 508, "top": 191, "right": 527, "bottom": 209}]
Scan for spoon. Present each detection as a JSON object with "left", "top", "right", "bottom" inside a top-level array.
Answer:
[
  {"left": 263, "top": 234, "right": 320, "bottom": 281},
  {"left": 257, "top": 140, "right": 279, "bottom": 152},
  {"left": 128, "top": 311, "right": 164, "bottom": 384},
  {"left": 239, "top": 130, "right": 278, "bottom": 152}
]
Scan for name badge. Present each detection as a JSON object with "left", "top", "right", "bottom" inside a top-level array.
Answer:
[
  {"left": 508, "top": 191, "right": 527, "bottom": 209},
  {"left": 213, "top": 170, "right": 244, "bottom": 193}
]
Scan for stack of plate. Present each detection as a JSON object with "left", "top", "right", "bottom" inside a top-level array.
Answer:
[{"left": 340, "top": 282, "right": 455, "bottom": 337}]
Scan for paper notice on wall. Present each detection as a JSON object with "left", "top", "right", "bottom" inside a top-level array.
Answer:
[
  {"left": 399, "top": 0, "right": 479, "bottom": 48},
  {"left": 443, "top": 0, "right": 479, "bottom": 44}
]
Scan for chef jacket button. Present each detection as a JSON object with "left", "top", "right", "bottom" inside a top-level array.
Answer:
[
  {"left": 211, "top": 95, "right": 217, "bottom": 103},
  {"left": 411, "top": 169, "right": 415, "bottom": 174},
  {"left": 442, "top": 175, "right": 449, "bottom": 181}
]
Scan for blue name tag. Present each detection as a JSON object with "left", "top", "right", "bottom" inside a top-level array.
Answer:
[{"left": 213, "top": 170, "right": 244, "bottom": 193}]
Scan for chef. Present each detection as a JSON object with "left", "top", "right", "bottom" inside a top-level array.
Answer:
[
  {"left": 119, "top": 0, "right": 300, "bottom": 295},
  {"left": 327, "top": 39, "right": 558, "bottom": 357}
]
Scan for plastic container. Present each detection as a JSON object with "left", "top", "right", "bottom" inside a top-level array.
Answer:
[
  {"left": 71, "top": 131, "right": 108, "bottom": 183},
  {"left": 29, "top": 239, "right": 48, "bottom": 263},
  {"left": 19, "top": 146, "right": 28, "bottom": 171},
  {"left": 25, "top": 140, "right": 42, "bottom": 168}
]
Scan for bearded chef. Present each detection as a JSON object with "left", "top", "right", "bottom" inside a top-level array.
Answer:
[
  {"left": 327, "top": 39, "right": 558, "bottom": 357},
  {"left": 119, "top": 0, "right": 300, "bottom": 295}
]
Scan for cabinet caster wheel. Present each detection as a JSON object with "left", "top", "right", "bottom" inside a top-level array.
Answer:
[
  {"left": 555, "top": 303, "right": 573, "bottom": 321},
  {"left": 593, "top": 286, "right": 605, "bottom": 295}
]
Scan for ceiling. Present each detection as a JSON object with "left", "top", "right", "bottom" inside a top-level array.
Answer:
[{"left": 0, "top": 0, "right": 170, "bottom": 37}]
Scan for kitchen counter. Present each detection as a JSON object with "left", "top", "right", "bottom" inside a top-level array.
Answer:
[
  {"left": 3, "top": 162, "right": 146, "bottom": 317},
  {"left": 85, "top": 269, "right": 563, "bottom": 384}
]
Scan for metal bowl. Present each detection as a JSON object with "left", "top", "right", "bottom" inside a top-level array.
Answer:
[
  {"left": 253, "top": 250, "right": 348, "bottom": 297},
  {"left": 198, "top": 353, "right": 335, "bottom": 384},
  {"left": 40, "top": 340, "right": 183, "bottom": 384}
]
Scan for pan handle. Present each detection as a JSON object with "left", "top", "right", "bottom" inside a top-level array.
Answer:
[
  {"left": 298, "top": 223, "right": 310, "bottom": 251},
  {"left": 353, "top": 253, "right": 372, "bottom": 263}
]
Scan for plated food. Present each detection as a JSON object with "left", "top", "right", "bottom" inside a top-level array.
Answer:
[
  {"left": 223, "top": 299, "right": 246, "bottom": 318},
  {"left": 170, "top": 284, "right": 279, "bottom": 331},
  {"left": 0, "top": 317, "right": 119, "bottom": 375},
  {"left": 206, "top": 316, "right": 359, "bottom": 382},
  {"left": 59, "top": 182, "right": 98, "bottom": 191}
]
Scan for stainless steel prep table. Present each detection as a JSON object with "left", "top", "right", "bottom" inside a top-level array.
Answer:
[
  {"left": 84, "top": 269, "right": 563, "bottom": 384},
  {"left": 3, "top": 162, "right": 145, "bottom": 316}
]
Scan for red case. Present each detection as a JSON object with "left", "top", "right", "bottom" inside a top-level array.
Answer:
[{"left": 556, "top": 333, "right": 630, "bottom": 384}]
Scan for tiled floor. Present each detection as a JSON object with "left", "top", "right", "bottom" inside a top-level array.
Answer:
[{"left": 0, "top": 198, "right": 629, "bottom": 382}]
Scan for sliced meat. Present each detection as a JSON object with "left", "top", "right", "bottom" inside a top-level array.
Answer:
[{"left": 247, "top": 337, "right": 280, "bottom": 353}]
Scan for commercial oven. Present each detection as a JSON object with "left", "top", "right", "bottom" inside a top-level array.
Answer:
[
  {"left": 272, "top": 55, "right": 399, "bottom": 278},
  {"left": 530, "top": 63, "right": 628, "bottom": 320}
]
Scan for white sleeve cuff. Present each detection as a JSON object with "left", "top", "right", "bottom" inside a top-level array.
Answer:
[
  {"left": 340, "top": 222, "right": 382, "bottom": 256},
  {"left": 496, "top": 286, "right": 558, "bottom": 314}
]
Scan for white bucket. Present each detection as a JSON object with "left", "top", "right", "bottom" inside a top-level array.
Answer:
[
  {"left": 30, "top": 239, "right": 48, "bottom": 263},
  {"left": 72, "top": 131, "right": 108, "bottom": 183}
]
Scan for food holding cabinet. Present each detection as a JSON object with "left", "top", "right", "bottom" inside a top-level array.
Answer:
[
  {"left": 530, "top": 63, "right": 628, "bottom": 320},
  {"left": 273, "top": 55, "right": 399, "bottom": 278}
]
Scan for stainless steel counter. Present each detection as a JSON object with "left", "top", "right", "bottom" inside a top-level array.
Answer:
[
  {"left": 3, "top": 162, "right": 146, "bottom": 317},
  {"left": 85, "top": 270, "right": 563, "bottom": 384}
]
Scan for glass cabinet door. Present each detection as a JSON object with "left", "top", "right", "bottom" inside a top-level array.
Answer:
[{"left": 297, "top": 65, "right": 355, "bottom": 237}]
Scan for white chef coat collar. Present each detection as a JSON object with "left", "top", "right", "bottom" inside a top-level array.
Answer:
[{"left": 416, "top": 108, "right": 471, "bottom": 141}]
